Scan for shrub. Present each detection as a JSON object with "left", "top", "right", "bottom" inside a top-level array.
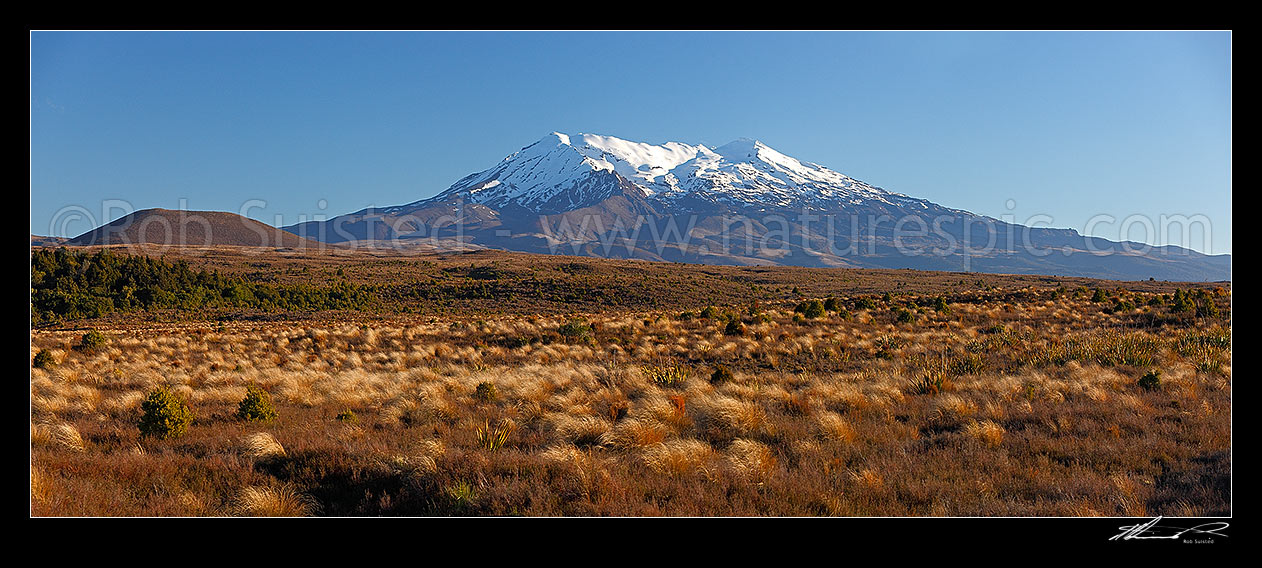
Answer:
[
  {"left": 474, "top": 381, "right": 498, "bottom": 403},
  {"left": 857, "top": 297, "right": 878, "bottom": 310},
  {"left": 824, "top": 297, "right": 842, "bottom": 312},
  {"left": 139, "top": 386, "right": 193, "bottom": 439},
  {"left": 1107, "top": 299, "right": 1136, "bottom": 314},
  {"left": 724, "top": 319, "right": 745, "bottom": 336},
  {"left": 1091, "top": 289, "right": 1108, "bottom": 303},
  {"left": 558, "top": 320, "right": 590, "bottom": 339},
  {"left": 237, "top": 384, "right": 278, "bottom": 422},
  {"left": 882, "top": 292, "right": 893, "bottom": 304},
  {"left": 335, "top": 409, "right": 358, "bottom": 423},
  {"left": 33, "top": 349, "right": 56, "bottom": 369},
  {"left": 710, "top": 364, "right": 734, "bottom": 384},
  {"left": 699, "top": 306, "right": 719, "bottom": 320},
  {"left": 1197, "top": 298, "right": 1220, "bottom": 319},
  {"left": 77, "top": 330, "right": 109, "bottom": 353},
  {"left": 1172, "top": 289, "right": 1195, "bottom": 313},
  {"left": 1138, "top": 370, "right": 1161, "bottom": 391},
  {"left": 933, "top": 296, "right": 950, "bottom": 314},
  {"left": 803, "top": 300, "right": 826, "bottom": 319},
  {"left": 895, "top": 308, "right": 916, "bottom": 324}
]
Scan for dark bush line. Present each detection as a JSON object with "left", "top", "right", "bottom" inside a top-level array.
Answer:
[{"left": 31, "top": 248, "right": 377, "bottom": 324}]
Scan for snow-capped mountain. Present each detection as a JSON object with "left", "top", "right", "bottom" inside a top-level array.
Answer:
[
  {"left": 282, "top": 132, "right": 1230, "bottom": 281},
  {"left": 392, "top": 132, "right": 934, "bottom": 214}
]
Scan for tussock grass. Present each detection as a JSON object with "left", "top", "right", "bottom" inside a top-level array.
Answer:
[
  {"left": 33, "top": 422, "right": 85, "bottom": 452},
  {"left": 242, "top": 432, "right": 286, "bottom": 461},
  {"left": 29, "top": 277, "right": 1230, "bottom": 517},
  {"left": 235, "top": 485, "right": 320, "bottom": 517}
]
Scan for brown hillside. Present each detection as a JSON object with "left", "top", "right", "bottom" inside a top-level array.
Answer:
[{"left": 67, "top": 209, "right": 325, "bottom": 249}]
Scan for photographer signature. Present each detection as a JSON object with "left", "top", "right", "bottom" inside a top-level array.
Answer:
[{"left": 1110, "top": 516, "right": 1229, "bottom": 541}]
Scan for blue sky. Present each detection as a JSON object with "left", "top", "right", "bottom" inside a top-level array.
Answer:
[{"left": 30, "top": 31, "right": 1231, "bottom": 254}]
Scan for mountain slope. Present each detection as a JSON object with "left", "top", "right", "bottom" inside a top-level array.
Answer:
[{"left": 281, "top": 132, "right": 1230, "bottom": 281}]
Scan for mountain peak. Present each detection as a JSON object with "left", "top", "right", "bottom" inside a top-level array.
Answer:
[
  {"left": 546, "top": 131, "right": 571, "bottom": 146},
  {"left": 713, "top": 138, "right": 768, "bottom": 161},
  {"left": 419, "top": 132, "right": 900, "bottom": 211}
]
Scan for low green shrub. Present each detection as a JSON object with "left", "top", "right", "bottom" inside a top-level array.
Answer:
[
  {"left": 77, "top": 330, "right": 109, "bottom": 353},
  {"left": 558, "top": 321, "right": 590, "bottom": 339},
  {"left": 33, "top": 349, "right": 56, "bottom": 369},
  {"left": 139, "top": 386, "right": 193, "bottom": 439},
  {"left": 237, "top": 384, "right": 278, "bottom": 422}
]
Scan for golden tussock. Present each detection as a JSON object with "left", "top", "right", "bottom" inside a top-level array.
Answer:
[
  {"left": 242, "top": 432, "right": 286, "bottom": 460},
  {"left": 234, "top": 485, "right": 320, "bottom": 517}
]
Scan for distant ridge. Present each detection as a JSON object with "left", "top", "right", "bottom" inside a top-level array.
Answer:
[
  {"left": 30, "top": 234, "right": 68, "bottom": 247},
  {"left": 67, "top": 209, "right": 323, "bottom": 249}
]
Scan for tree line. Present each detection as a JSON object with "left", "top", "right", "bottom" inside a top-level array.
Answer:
[{"left": 31, "top": 248, "right": 376, "bottom": 324}]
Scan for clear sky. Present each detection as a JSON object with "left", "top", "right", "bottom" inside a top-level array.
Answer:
[{"left": 30, "top": 31, "right": 1231, "bottom": 255}]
